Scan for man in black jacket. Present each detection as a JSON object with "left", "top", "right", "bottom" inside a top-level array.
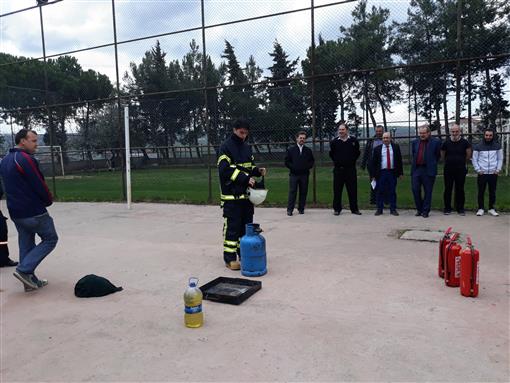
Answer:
[
  {"left": 217, "top": 119, "right": 266, "bottom": 270},
  {"left": 329, "top": 123, "right": 361, "bottom": 215},
  {"left": 285, "top": 131, "right": 315, "bottom": 216},
  {"left": 369, "top": 132, "right": 403, "bottom": 216},
  {"left": 361, "top": 124, "right": 384, "bottom": 204}
]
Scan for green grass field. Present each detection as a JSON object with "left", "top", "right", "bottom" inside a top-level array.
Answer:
[{"left": 53, "top": 166, "right": 510, "bottom": 211}]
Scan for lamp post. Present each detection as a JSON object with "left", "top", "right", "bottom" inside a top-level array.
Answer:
[{"left": 37, "top": 0, "right": 57, "bottom": 196}]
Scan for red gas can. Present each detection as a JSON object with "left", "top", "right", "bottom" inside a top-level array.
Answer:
[{"left": 460, "top": 237, "right": 479, "bottom": 297}]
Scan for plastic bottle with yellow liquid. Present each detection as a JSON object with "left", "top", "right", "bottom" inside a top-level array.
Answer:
[{"left": 184, "top": 277, "right": 203, "bottom": 328}]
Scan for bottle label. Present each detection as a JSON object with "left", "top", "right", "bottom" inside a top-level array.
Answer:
[
  {"left": 454, "top": 256, "right": 461, "bottom": 278},
  {"left": 185, "top": 304, "right": 202, "bottom": 314}
]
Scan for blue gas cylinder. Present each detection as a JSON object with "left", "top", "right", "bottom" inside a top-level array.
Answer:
[{"left": 240, "top": 223, "right": 267, "bottom": 277}]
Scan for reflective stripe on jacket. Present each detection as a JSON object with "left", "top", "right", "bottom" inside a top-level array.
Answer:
[{"left": 217, "top": 133, "right": 261, "bottom": 201}]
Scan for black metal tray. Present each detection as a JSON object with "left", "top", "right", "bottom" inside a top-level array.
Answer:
[{"left": 200, "top": 277, "right": 262, "bottom": 305}]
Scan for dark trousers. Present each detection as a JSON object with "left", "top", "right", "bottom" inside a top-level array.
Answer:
[
  {"left": 369, "top": 187, "right": 377, "bottom": 204},
  {"left": 443, "top": 167, "right": 467, "bottom": 212},
  {"left": 287, "top": 174, "right": 309, "bottom": 213},
  {"left": 222, "top": 200, "right": 253, "bottom": 264},
  {"left": 0, "top": 213, "right": 9, "bottom": 263},
  {"left": 477, "top": 174, "right": 498, "bottom": 210},
  {"left": 376, "top": 170, "right": 397, "bottom": 211},
  {"left": 412, "top": 166, "right": 436, "bottom": 214},
  {"left": 333, "top": 166, "right": 358, "bottom": 213}
]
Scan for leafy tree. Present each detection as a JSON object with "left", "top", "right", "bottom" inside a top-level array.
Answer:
[
  {"left": 340, "top": 0, "right": 401, "bottom": 134},
  {"left": 126, "top": 40, "right": 180, "bottom": 157},
  {"left": 218, "top": 41, "right": 263, "bottom": 143},
  {"left": 263, "top": 40, "right": 305, "bottom": 143}
]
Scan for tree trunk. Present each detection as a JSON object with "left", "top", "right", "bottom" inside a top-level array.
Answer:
[
  {"left": 339, "top": 83, "right": 345, "bottom": 122},
  {"left": 169, "top": 135, "right": 176, "bottom": 159},
  {"left": 455, "top": 0, "right": 462, "bottom": 124},
  {"left": 364, "top": 76, "right": 370, "bottom": 138},
  {"left": 84, "top": 103, "right": 93, "bottom": 165},
  {"left": 443, "top": 72, "right": 450, "bottom": 136},
  {"left": 484, "top": 66, "right": 495, "bottom": 127},
  {"left": 367, "top": 103, "right": 377, "bottom": 130},
  {"left": 414, "top": 77, "right": 418, "bottom": 136},
  {"left": 194, "top": 115, "right": 201, "bottom": 159},
  {"left": 375, "top": 82, "right": 387, "bottom": 131},
  {"left": 436, "top": 108, "right": 442, "bottom": 137},
  {"left": 467, "top": 66, "right": 472, "bottom": 139}
]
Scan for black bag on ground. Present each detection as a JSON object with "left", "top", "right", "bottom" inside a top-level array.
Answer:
[{"left": 75, "top": 274, "right": 123, "bottom": 298}]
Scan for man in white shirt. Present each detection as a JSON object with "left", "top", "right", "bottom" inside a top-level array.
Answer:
[{"left": 369, "top": 132, "right": 404, "bottom": 216}]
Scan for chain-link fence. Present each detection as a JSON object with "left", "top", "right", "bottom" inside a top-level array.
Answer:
[{"left": 1, "top": 0, "right": 509, "bottom": 201}]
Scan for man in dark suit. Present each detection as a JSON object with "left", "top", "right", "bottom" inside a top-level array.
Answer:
[
  {"left": 411, "top": 125, "right": 442, "bottom": 218},
  {"left": 361, "top": 124, "right": 384, "bottom": 204},
  {"left": 369, "top": 132, "right": 403, "bottom": 216},
  {"left": 285, "top": 131, "right": 315, "bottom": 216},
  {"left": 329, "top": 123, "right": 361, "bottom": 215}
]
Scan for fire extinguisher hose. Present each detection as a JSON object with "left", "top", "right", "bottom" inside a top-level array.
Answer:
[{"left": 467, "top": 236, "right": 475, "bottom": 293}]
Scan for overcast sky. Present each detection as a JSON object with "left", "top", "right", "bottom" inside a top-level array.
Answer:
[
  {"left": 1, "top": 0, "right": 503, "bottom": 136},
  {"left": 0, "top": 1, "right": 413, "bottom": 79}
]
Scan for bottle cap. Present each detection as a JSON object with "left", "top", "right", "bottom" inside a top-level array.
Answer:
[{"left": 189, "top": 277, "right": 199, "bottom": 287}]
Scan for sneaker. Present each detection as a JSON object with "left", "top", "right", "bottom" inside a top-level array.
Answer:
[
  {"left": 458, "top": 210, "right": 466, "bottom": 216},
  {"left": 488, "top": 209, "right": 499, "bottom": 217},
  {"left": 415, "top": 211, "right": 422, "bottom": 217},
  {"left": 333, "top": 211, "right": 341, "bottom": 216},
  {"left": 13, "top": 271, "right": 38, "bottom": 289},
  {"left": 390, "top": 210, "right": 399, "bottom": 216},
  {"left": 443, "top": 209, "right": 452, "bottom": 215},
  {"left": 225, "top": 260, "right": 240, "bottom": 270},
  {"left": 351, "top": 211, "right": 362, "bottom": 215},
  {"left": 25, "top": 278, "right": 48, "bottom": 292},
  {"left": 374, "top": 210, "right": 383, "bottom": 216},
  {"left": 287, "top": 211, "right": 293, "bottom": 216},
  {"left": 476, "top": 209, "right": 484, "bottom": 216},
  {"left": 298, "top": 210, "right": 304, "bottom": 215}
]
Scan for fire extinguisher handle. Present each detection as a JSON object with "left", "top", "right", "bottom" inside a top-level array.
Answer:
[
  {"left": 451, "top": 232, "right": 460, "bottom": 241},
  {"left": 466, "top": 236, "right": 472, "bottom": 246},
  {"left": 445, "top": 227, "right": 452, "bottom": 235}
]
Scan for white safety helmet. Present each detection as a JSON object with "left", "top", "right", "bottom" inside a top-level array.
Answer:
[{"left": 247, "top": 187, "right": 268, "bottom": 206}]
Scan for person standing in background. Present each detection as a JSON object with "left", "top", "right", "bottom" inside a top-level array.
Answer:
[
  {"left": 472, "top": 128, "right": 503, "bottom": 217},
  {"left": 369, "top": 132, "right": 403, "bottom": 216},
  {"left": 361, "top": 125, "right": 384, "bottom": 205},
  {"left": 285, "top": 131, "right": 315, "bottom": 216},
  {"left": 441, "top": 123, "right": 471, "bottom": 215},
  {"left": 410, "top": 125, "right": 441, "bottom": 218},
  {"left": 329, "top": 123, "right": 361, "bottom": 216}
]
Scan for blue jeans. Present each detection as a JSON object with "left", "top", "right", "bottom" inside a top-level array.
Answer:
[{"left": 12, "top": 213, "right": 58, "bottom": 274}]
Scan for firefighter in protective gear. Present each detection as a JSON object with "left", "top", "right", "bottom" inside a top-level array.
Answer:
[{"left": 217, "top": 118, "right": 267, "bottom": 270}]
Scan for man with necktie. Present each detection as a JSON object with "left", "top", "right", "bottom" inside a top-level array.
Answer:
[
  {"left": 411, "top": 125, "right": 442, "bottom": 218},
  {"left": 369, "top": 132, "right": 403, "bottom": 216}
]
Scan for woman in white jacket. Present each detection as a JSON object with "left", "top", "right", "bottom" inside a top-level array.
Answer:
[{"left": 472, "top": 129, "right": 503, "bottom": 216}]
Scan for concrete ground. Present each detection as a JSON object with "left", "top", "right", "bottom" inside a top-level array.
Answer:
[{"left": 0, "top": 203, "right": 508, "bottom": 382}]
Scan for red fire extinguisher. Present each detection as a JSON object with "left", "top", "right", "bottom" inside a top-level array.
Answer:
[
  {"left": 444, "top": 234, "right": 462, "bottom": 287},
  {"left": 460, "top": 237, "right": 479, "bottom": 297},
  {"left": 438, "top": 227, "right": 456, "bottom": 278}
]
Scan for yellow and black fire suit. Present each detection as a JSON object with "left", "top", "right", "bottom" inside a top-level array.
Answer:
[{"left": 217, "top": 133, "right": 262, "bottom": 264}]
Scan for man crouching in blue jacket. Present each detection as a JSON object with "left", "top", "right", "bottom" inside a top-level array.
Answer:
[{"left": 0, "top": 129, "right": 58, "bottom": 292}]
